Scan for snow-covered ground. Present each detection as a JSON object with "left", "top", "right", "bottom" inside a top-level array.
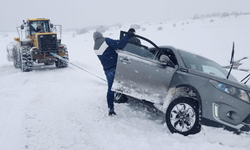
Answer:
[{"left": 1, "top": 15, "right": 250, "bottom": 150}]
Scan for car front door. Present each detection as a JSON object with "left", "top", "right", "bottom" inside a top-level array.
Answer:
[{"left": 112, "top": 42, "right": 176, "bottom": 104}]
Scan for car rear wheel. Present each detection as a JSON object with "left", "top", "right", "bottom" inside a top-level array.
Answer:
[
  {"left": 166, "top": 97, "right": 201, "bottom": 136},
  {"left": 114, "top": 92, "right": 128, "bottom": 103}
]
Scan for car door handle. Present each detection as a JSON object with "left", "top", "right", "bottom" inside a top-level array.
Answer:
[{"left": 119, "top": 58, "right": 131, "bottom": 64}]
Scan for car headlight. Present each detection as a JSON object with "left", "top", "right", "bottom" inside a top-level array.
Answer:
[{"left": 210, "top": 80, "right": 250, "bottom": 103}]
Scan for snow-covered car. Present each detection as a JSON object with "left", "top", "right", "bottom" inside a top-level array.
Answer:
[{"left": 112, "top": 31, "right": 250, "bottom": 136}]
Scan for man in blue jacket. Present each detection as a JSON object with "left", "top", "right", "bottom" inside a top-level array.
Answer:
[{"left": 93, "top": 31, "right": 134, "bottom": 116}]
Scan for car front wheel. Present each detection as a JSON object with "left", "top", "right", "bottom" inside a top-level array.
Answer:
[{"left": 166, "top": 97, "right": 201, "bottom": 136}]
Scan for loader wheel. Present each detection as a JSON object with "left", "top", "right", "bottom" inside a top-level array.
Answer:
[
  {"left": 55, "top": 50, "right": 69, "bottom": 68},
  {"left": 12, "top": 47, "right": 21, "bottom": 69},
  {"left": 20, "top": 46, "right": 33, "bottom": 72},
  {"left": 166, "top": 97, "right": 201, "bottom": 136}
]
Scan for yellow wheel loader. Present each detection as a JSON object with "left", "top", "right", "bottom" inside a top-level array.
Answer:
[{"left": 6, "top": 18, "right": 68, "bottom": 72}]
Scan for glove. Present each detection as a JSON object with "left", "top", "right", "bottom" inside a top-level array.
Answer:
[{"left": 127, "top": 31, "right": 135, "bottom": 38}]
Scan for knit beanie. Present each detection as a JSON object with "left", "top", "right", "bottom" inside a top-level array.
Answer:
[
  {"left": 128, "top": 28, "right": 136, "bottom": 33},
  {"left": 93, "top": 31, "right": 105, "bottom": 50}
]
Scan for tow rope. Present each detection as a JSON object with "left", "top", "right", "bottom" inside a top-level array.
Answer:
[{"left": 50, "top": 52, "right": 106, "bottom": 82}]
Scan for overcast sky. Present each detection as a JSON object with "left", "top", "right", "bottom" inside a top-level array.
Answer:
[{"left": 1, "top": 0, "right": 250, "bottom": 31}]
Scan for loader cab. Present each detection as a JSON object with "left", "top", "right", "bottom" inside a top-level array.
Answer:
[{"left": 28, "top": 19, "right": 50, "bottom": 35}]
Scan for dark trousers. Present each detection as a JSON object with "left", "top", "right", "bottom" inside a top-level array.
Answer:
[{"left": 104, "top": 67, "right": 116, "bottom": 109}]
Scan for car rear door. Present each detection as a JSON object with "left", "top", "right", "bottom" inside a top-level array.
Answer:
[{"left": 112, "top": 42, "right": 176, "bottom": 104}]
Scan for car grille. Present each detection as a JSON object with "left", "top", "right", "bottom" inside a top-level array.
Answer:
[{"left": 38, "top": 34, "right": 58, "bottom": 52}]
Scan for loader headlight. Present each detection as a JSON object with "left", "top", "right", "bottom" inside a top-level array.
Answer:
[{"left": 210, "top": 80, "right": 250, "bottom": 103}]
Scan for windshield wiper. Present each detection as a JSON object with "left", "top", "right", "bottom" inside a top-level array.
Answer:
[
  {"left": 226, "top": 42, "right": 235, "bottom": 79},
  {"left": 241, "top": 74, "right": 250, "bottom": 84}
]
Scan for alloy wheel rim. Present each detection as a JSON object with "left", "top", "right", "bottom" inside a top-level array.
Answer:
[
  {"left": 114, "top": 92, "right": 122, "bottom": 100},
  {"left": 170, "top": 103, "right": 196, "bottom": 132}
]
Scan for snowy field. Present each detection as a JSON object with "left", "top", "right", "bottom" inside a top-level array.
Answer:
[{"left": 1, "top": 14, "right": 250, "bottom": 150}]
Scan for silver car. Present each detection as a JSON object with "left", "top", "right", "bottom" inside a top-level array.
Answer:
[{"left": 112, "top": 31, "right": 250, "bottom": 136}]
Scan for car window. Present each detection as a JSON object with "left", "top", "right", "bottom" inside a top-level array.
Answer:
[
  {"left": 202, "top": 65, "right": 226, "bottom": 77},
  {"left": 123, "top": 43, "right": 156, "bottom": 60},
  {"left": 178, "top": 50, "right": 237, "bottom": 81}
]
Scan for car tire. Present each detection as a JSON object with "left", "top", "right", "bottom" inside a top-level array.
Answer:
[
  {"left": 166, "top": 97, "right": 201, "bottom": 136},
  {"left": 114, "top": 92, "right": 128, "bottom": 103}
]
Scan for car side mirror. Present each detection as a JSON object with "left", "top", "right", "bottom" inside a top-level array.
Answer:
[
  {"left": 50, "top": 23, "right": 54, "bottom": 28},
  {"left": 160, "top": 55, "right": 171, "bottom": 63},
  {"left": 21, "top": 25, "right": 24, "bottom": 29}
]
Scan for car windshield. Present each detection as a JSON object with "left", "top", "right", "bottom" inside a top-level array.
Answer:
[
  {"left": 29, "top": 20, "right": 50, "bottom": 35},
  {"left": 178, "top": 50, "right": 237, "bottom": 81}
]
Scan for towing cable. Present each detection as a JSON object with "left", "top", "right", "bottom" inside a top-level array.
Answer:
[{"left": 50, "top": 52, "right": 106, "bottom": 82}]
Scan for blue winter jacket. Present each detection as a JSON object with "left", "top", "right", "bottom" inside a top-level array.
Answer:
[{"left": 95, "top": 35, "right": 130, "bottom": 71}]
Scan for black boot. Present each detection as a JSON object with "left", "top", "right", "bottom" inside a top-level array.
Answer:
[{"left": 108, "top": 108, "right": 116, "bottom": 116}]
